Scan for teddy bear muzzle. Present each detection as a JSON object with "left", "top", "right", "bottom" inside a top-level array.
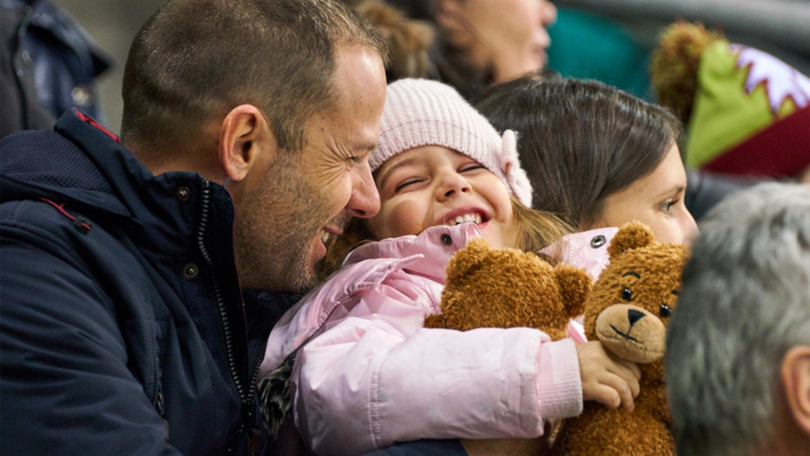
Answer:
[{"left": 594, "top": 304, "right": 666, "bottom": 363}]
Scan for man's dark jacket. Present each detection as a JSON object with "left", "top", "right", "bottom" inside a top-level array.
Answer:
[{"left": 0, "top": 110, "right": 293, "bottom": 455}]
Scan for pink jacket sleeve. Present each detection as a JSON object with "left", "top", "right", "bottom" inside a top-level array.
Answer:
[{"left": 291, "top": 272, "right": 583, "bottom": 455}]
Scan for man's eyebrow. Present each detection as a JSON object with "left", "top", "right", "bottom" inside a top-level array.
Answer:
[
  {"left": 377, "top": 157, "right": 418, "bottom": 188},
  {"left": 357, "top": 141, "right": 378, "bottom": 153}
]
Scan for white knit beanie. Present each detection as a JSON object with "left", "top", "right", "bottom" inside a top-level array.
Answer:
[{"left": 371, "top": 78, "right": 533, "bottom": 207}]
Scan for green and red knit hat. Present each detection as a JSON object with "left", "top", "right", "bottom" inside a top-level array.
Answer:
[{"left": 652, "top": 22, "right": 810, "bottom": 179}]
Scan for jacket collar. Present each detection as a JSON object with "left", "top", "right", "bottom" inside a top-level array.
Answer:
[
  {"left": 2, "top": 109, "right": 234, "bottom": 253},
  {"left": 344, "top": 223, "right": 483, "bottom": 282}
]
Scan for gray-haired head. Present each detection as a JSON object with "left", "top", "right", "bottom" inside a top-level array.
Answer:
[{"left": 665, "top": 182, "right": 810, "bottom": 456}]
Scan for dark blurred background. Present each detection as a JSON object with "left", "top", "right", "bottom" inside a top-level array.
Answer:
[
  {"left": 52, "top": 0, "right": 809, "bottom": 134},
  {"left": 52, "top": 0, "right": 164, "bottom": 132}
]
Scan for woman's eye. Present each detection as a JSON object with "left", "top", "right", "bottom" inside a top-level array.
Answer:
[
  {"left": 621, "top": 288, "right": 634, "bottom": 301},
  {"left": 660, "top": 199, "right": 678, "bottom": 213}
]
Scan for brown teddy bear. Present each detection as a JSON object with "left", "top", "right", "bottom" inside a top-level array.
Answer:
[
  {"left": 426, "top": 222, "right": 688, "bottom": 456},
  {"left": 424, "top": 236, "right": 592, "bottom": 456},
  {"left": 549, "top": 222, "right": 688, "bottom": 456},
  {"left": 424, "top": 237, "right": 592, "bottom": 339}
]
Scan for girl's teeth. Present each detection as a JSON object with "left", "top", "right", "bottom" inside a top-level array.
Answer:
[{"left": 448, "top": 213, "right": 482, "bottom": 226}]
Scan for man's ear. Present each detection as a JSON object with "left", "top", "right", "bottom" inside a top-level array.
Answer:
[
  {"left": 781, "top": 345, "right": 810, "bottom": 435},
  {"left": 219, "top": 104, "right": 276, "bottom": 182}
]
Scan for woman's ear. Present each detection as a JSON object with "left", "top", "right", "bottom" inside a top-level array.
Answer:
[
  {"left": 219, "top": 104, "right": 276, "bottom": 182},
  {"left": 781, "top": 345, "right": 810, "bottom": 435}
]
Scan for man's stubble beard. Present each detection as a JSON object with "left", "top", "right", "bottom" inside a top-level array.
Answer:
[{"left": 232, "top": 156, "right": 325, "bottom": 294}]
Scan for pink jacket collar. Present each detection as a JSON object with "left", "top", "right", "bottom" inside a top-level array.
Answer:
[
  {"left": 344, "top": 223, "right": 483, "bottom": 281},
  {"left": 539, "top": 227, "right": 618, "bottom": 281},
  {"left": 261, "top": 223, "right": 483, "bottom": 376}
]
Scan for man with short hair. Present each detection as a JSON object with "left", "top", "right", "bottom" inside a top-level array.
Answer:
[
  {"left": 666, "top": 183, "right": 810, "bottom": 456},
  {"left": 0, "top": 0, "right": 389, "bottom": 454}
]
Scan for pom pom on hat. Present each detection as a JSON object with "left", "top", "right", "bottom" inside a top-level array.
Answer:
[{"left": 371, "top": 78, "right": 533, "bottom": 207}]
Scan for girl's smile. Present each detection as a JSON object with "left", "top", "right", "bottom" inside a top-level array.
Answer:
[{"left": 368, "top": 145, "right": 516, "bottom": 248}]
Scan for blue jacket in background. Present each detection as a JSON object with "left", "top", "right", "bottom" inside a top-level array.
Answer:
[
  {"left": 0, "top": 110, "right": 296, "bottom": 455},
  {"left": 1, "top": 0, "right": 110, "bottom": 138}
]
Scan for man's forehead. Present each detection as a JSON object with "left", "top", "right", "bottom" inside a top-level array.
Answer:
[{"left": 331, "top": 46, "right": 386, "bottom": 103}]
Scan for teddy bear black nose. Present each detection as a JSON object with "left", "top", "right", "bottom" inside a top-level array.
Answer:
[{"left": 627, "top": 309, "right": 646, "bottom": 326}]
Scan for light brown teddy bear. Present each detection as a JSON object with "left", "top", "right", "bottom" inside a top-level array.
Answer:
[
  {"left": 424, "top": 236, "right": 592, "bottom": 456},
  {"left": 549, "top": 222, "right": 688, "bottom": 456},
  {"left": 426, "top": 222, "right": 688, "bottom": 456},
  {"left": 424, "top": 237, "right": 592, "bottom": 340}
]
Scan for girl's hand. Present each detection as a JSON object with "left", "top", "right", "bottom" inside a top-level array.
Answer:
[{"left": 575, "top": 340, "right": 641, "bottom": 411}]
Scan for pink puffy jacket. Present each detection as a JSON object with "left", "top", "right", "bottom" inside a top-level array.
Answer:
[
  {"left": 539, "top": 227, "right": 618, "bottom": 343},
  {"left": 260, "top": 223, "right": 616, "bottom": 455}
]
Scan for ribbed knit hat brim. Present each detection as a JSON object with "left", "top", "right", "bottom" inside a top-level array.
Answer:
[{"left": 371, "top": 79, "right": 533, "bottom": 207}]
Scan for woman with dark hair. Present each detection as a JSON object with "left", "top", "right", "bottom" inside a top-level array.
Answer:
[{"left": 475, "top": 75, "right": 698, "bottom": 245}]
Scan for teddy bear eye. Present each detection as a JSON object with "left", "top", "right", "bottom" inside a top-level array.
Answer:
[
  {"left": 659, "top": 305, "right": 671, "bottom": 318},
  {"left": 621, "top": 288, "right": 634, "bottom": 301}
]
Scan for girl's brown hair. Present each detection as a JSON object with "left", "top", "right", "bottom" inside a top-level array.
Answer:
[
  {"left": 316, "top": 196, "right": 573, "bottom": 281},
  {"left": 474, "top": 75, "right": 683, "bottom": 229}
]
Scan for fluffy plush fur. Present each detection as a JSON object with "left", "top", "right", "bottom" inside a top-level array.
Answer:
[
  {"left": 550, "top": 222, "right": 689, "bottom": 456},
  {"left": 424, "top": 237, "right": 591, "bottom": 456},
  {"left": 424, "top": 237, "right": 591, "bottom": 339},
  {"left": 427, "top": 223, "right": 688, "bottom": 456}
]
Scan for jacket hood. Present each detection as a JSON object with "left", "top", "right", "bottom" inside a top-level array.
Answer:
[{"left": 0, "top": 109, "right": 233, "bottom": 253}]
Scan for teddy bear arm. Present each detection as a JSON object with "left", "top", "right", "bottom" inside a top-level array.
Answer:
[{"left": 423, "top": 313, "right": 445, "bottom": 328}]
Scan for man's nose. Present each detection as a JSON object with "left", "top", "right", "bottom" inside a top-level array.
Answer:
[{"left": 347, "top": 162, "right": 380, "bottom": 218}]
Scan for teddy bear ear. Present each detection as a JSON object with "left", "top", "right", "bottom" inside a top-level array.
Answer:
[
  {"left": 554, "top": 264, "right": 592, "bottom": 319},
  {"left": 445, "top": 237, "right": 491, "bottom": 279},
  {"left": 464, "top": 237, "right": 490, "bottom": 252},
  {"left": 607, "top": 221, "right": 655, "bottom": 260}
]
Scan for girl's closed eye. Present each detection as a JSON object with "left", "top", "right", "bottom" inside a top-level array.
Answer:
[
  {"left": 393, "top": 175, "right": 425, "bottom": 193},
  {"left": 459, "top": 162, "right": 487, "bottom": 173}
]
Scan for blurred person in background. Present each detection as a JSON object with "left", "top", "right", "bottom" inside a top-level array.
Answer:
[
  {"left": 1, "top": 0, "right": 110, "bottom": 138},
  {"left": 386, "top": 0, "right": 557, "bottom": 97}
]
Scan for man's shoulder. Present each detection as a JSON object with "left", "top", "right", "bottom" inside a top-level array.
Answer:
[{"left": 1, "top": 127, "right": 113, "bottom": 193}]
